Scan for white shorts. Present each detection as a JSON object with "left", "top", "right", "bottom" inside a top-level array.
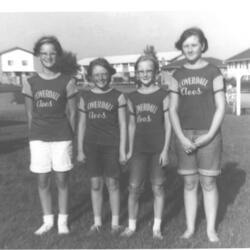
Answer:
[{"left": 29, "top": 140, "right": 73, "bottom": 173}]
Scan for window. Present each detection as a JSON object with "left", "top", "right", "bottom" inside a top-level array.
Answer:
[
  {"left": 8, "top": 60, "right": 13, "bottom": 66},
  {"left": 22, "top": 60, "right": 28, "bottom": 66}
]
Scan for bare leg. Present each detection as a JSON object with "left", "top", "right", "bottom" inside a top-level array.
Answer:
[
  {"left": 181, "top": 174, "right": 199, "bottom": 239},
  {"left": 200, "top": 175, "right": 219, "bottom": 242}
]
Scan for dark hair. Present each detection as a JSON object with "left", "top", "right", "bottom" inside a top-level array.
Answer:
[
  {"left": 175, "top": 27, "right": 208, "bottom": 53},
  {"left": 87, "top": 57, "right": 116, "bottom": 77},
  {"left": 134, "top": 54, "right": 159, "bottom": 73},
  {"left": 33, "top": 35, "right": 63, "bottom": 56}
]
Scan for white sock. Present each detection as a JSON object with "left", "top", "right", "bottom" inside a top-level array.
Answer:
[
  {"left": 153, "top": 218, "right": 162, "bottom": 232},
  {"left": 128, "top": 219, "right": 136, "bottom": 231},
  {"left": 34, "top": 214, "right": 54, "bottom": 235},
  {"left": 94, "top": 216, "right": 102, "bottom": 226},
  {"left": 58, "top": 214, "right": 69, "bottom": 234},
  {"left": 111, "top": 215, "right": 119, "bottom": 227}
]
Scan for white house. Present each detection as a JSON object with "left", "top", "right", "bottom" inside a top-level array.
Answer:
[
  {"left": 78, "top": 51, "right": 182, "bottom": 81},
  {"left": 225, "top": 48, "right": 250, "bottom": 115},
  {"left": 0, "top": 47, "right": 35, "bottom": 85}
]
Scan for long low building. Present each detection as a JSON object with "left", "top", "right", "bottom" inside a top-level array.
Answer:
[{"left": 78, "top": 51, "right": 182, "bottom": 80}]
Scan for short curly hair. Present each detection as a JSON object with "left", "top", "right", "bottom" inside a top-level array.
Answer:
[
  {"left": 175, "top": 27, "right": 208, "bottom": 53},
  {"left": 33, "top": 35, "right": 63, "bottom": 56}
]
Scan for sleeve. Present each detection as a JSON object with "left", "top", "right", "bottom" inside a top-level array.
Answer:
[
  {"left": 211, "top": 65, "right": 224, "bottom": 93},
  {"left": 78, "top": 96, "right": 86, "bottom": 113},
  {"left": 118, "top": 93, "right": 127, "bottom": 108},
  {"left": 21, "top": 77, "right": 33, "bottom": 98},
  {"left": 168, "top": 75, "right": 180, "bottom": 95},
  {"left": 66, "top": 78, "right": 78, "bottom": 99}
]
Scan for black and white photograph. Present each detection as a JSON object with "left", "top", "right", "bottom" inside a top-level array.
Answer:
[{"left": 0, "top": 0, "right": 249, "bottom": 248}]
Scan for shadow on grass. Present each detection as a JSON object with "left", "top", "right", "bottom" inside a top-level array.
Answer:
[
  {"left": 195, "top": 161, "right": 246, "bottom": 229},
  {"left": 0, "top": 137, "right": 28, "bottom": 154},
  {"left": 216, "top": 161, "right": 246, "bottom": 227}
]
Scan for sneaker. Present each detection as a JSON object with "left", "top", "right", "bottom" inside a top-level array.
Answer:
[
  {"left": 34, "top": 223, "right": 53, "bottom": 235},
  {"left": 111, "top": 225, "right": 123, "bottom": 235},
  {"left": 58, "top": 223, "right": 70, "bottom": 234},
  {"left": 153, "top": 230, "right": 163, "bottom": 240},
  {"left": 120, "top": 227, "right": 135, "bottom": 237},
  {"left": 87, "top": 225, "right": 102, "bottom": 236}
]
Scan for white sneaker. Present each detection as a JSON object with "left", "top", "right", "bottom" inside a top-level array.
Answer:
[
  {"left": 34, "top": 223, "right": 53, "bottom": 235},
  {"left": 58, "top": 223, "right": 70, "bottom": 234}
]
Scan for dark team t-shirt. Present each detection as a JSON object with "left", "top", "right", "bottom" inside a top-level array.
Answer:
[
  {"left": 22, "top": 73, "right": 78, "bottom": 141},
  {"left": 173, "top": 64, "right": 222, "bottom": 130},
  {"left": 78, "top": 89, "right": 125, "bottom": 146},
  {"left": 128, "top": 88, "right": 168, "bottom": 153}
]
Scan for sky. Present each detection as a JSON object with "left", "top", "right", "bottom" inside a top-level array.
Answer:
[{"left": 1, "top": 0, "right": 250, "bottom": 61}]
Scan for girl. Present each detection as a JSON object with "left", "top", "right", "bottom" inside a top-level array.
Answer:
[
  {"left": 22, "top": 36, "right": 78, "bottom": 235},
  {"left": 77, "top": 58, "right": 127, "bottom": 234},
  {"left": 121, "top": 54, "right": 171, "bottom": 239},
  {"left": 169, "top": 27, "right": 225, "bottom": 242}
]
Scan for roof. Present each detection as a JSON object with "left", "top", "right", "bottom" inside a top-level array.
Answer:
[
  {"left": 78, "top": 51, "right": 182, "bottom": 66},
  {"left": 162, "top": 57, "right": 226, "bottom": 70},
  {"left": 226, "top": 48, "right": 250, "bottom": 62},
  {"left": 0, "top": 47, "right": 33, "bottom": 55}
]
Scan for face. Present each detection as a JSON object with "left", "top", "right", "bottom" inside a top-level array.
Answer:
[
  {"left": 182, "top": 35, "right": 204, "bottom": 63},
  {"left": 136, "top": 60, "right": 156, "bottom": 86},
  {"left": 39, "top": 43, "right": 58, "bottom": 69},
  {"left": 91, "top": 65, "right": 110, "bottom": 90}
]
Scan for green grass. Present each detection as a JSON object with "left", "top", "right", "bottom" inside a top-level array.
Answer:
[{"left": 0, "top": 100, "right": 250, "bottom": 248}]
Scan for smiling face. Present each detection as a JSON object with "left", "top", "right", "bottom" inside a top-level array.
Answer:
[
  {"left": 39, "top": 43, "right": 58, "bottom": 70},
  {"left": 136, "top": 60, "right": 156, "bottom": 87},
  {"left": 182, "top": 35, "right": 204, "bottom": 63},
  {"left": 91, "top": 65, "right": 111, "bottom": 90}
]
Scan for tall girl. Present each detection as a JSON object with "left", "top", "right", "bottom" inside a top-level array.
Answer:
[
  {"left": 77, "top": 58, "right": 127, "bottom": 234},
  {"left": 169, "top": 27, "right": 225, "bottom": 242},
  {"left": 121, "top": 55, "right": 171, "bottom": 239},
  {"left": 22, "top": 36, "right": 78, "bottom": 235}
]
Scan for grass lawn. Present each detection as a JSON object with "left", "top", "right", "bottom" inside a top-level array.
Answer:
[{"left": 0, "top": 97, "right": 250, "bottom": 248}]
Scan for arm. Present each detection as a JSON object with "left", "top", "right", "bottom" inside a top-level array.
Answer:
[
  {"left": 126, "top": 98, "right": 136, "bottom": 160},
  {"left": 169, "top": 78, "right": 196, "bottom": 153},
  {"left": 66, "top": 78, "right": 78, "bottom": 133},
  {"left": 159, "top": 95, "right": 172, "bottom": 167},
  {"left": 194, "top": 75, "right": 225, "bottom": 147},
  {"left": 77, "top": 97, "right": 87, "bottom": 163},
  {"left": 22, "top": 78, "right": 33, "bottom": 129},
  {"left": 118, "top": 94, "right": 127, "bottom": 165},
  {"left": 24, "top": 97, "right": 33, "bottom": 129}
]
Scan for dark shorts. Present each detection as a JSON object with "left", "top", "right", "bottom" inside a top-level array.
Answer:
[
  {"left": 175, "top": 130, "right": 222, "bottom": 176},
  {"left": 128, "top": 152, "right": 166, "bottom": 188},
  {"left": 84, "top": 143, "right": 120, "bottom": 178}
]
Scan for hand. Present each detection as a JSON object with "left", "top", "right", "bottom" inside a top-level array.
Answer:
[
  {"left": 77, "top": 151, "right": 86, "bottom": 164},
  {"left": 159, "top": 151, "right": 169, "bottom": 168},
  {"left": 180, "top": 137, "right": 197, "bottom": 154},
  {"left": 194, "top": 133, "right": 212, "bottom": 148},
  {"left": 119, "top": 151, "right": 127, "bottom": 165},
  {"left": 126, "top": 150, "right": 133, "bottom": 162}
]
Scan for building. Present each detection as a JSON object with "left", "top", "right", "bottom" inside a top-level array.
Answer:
[
  {"left": 225, "top": 48, "right": 250, "bottom": 115},
  {"left": 0, "top": 47, "right": 35, "bottom": 85},
  {"left": 78, "top": 51, "right": 182, "bottom": 83}
]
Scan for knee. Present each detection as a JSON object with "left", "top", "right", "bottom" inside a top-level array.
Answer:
[
  {"left": 55, "top": 177, "right": 68, "bottom": 190},
  {"left": 200, "top": 177, "right": 216, "bottom": 192},
  {"left": 106, "top": 179, "right": 119, "bottom": 192},
  {"left": 91, "top": 180, "right": 103, "bottom": 191},
  {"left": 128, "top": 183, "right": 143, "bottom": 198},
  {"left": 184, "top": 178, "right": 199, "bottom": 191},
  {"left": 38, "top": 177, "right": 50, "bottom": 190},
  {"left": 152, "top": 184, "right": 164, "bottom": 197}
]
